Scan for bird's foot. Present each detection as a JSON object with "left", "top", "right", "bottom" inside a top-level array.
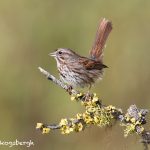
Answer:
[
  {"left": 66, "top": 85, "right": 73, "bottom": 95},
  {"left": 83, "top": 91, "right": 92, "bottom": 101}
]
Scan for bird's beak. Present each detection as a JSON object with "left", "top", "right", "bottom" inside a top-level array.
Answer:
[{"left": 49, "top": 51, "right": 56, "bottom": 57}]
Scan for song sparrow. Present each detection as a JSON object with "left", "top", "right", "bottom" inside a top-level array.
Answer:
[{"left": 49, "top": 18, "right": 112, "bottom": 88}]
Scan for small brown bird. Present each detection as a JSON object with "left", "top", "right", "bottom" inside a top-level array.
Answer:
[{"left": 49, "top": 18, "right": 112, "bottom": 88}]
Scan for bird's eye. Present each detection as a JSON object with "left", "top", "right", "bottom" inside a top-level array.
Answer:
[{"left": 58, "top": 51, "right": 62, "bottom": 55}]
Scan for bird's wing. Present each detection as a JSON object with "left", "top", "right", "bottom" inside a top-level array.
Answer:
[{"left": 79, "top": 57, "right": 108, "bottom": 70}]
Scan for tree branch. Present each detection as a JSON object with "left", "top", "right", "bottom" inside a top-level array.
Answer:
[
  {"left": 38, "top": 67, "right": 78, "bottom": 95},
  {"left": 37, "top": 67, "right": 150, "bottom": 150}
]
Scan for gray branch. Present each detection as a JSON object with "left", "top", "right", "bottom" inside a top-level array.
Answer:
[
  {"left": 38, "top": 67, "right": 150, "bottom": 150},
  {"left": 38, "top": 67, "right": 78, "bottom": 95}
]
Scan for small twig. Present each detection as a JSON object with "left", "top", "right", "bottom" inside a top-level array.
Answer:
[
  {"left": 38, "top": 67, "right": 78, "bottom": 95},
  {"left": 46, "top": 124, "right": 61, "bottom": 130},
  {"left": 141, "top": 131, "right": 150, "bottom": 150}
]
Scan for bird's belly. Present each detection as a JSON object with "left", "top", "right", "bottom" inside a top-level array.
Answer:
[
  {"left": 59, "top": 65, "right": 104, "bottom": 88},
  {"left": 60, "top": 68, "right": 83, "bottom": 87}
]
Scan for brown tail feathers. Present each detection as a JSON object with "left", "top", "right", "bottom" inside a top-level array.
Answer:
[{"left": 90, "top": 18, "right": 112, "bottom": 61}]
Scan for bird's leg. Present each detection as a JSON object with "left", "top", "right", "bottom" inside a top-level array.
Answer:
[
  {"left": 84, "top": 84, "right": 92, "bottom": 101},
  {"left": 88, "top": 84, "right": 92, "bottom": 91},
  {"left": 66, "top": 85, "right": 73, "bottom": 95}
]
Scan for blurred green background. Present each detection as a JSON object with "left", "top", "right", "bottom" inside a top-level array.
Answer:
[{"left": 0, "top": 0, "right": 150, "bottom": 150}]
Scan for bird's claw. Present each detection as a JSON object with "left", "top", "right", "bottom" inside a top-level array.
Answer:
[{"left": 66, "top": 85, "right": 73, "bottom": 95}]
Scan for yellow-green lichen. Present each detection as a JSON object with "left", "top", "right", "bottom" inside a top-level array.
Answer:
[{"left": 42, "top": 128, "right": 50, "bottom": 134}]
